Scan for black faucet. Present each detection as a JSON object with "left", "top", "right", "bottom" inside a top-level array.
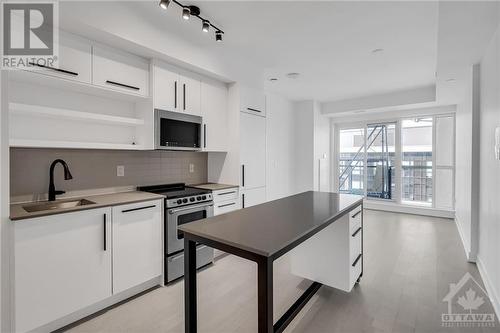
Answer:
[{"left": 48, "top": 159, "right": 73, "bottom": 201}]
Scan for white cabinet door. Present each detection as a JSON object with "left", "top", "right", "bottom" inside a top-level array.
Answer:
[
  {"left": 93, "top": 45, "right": 149, "bottom": 96},
  {"left": 201, "top": 80, "right": 228, "bottom": 151},
  {"left": 14, "top": 208, "right": 112, "bottom": 333},
  {"left": 28, "top": 33, "right": 91, "bottom": 84},
  {"left": 241, "top": 187, "right": 266, "bottom": 208},
  {"left": 112, "top": 200, "right": 163, "bottom": 294},
  {"left": 180, "top": 75, "right": 201, "bottom": 115},
  {"left": 153, "top": 65, "right": 179, "bottom": 111},
  {"left": 240, "top": 112, "right": 266, "bottom": 189},
  {"left": 241, "top": 87, "right": 266, "bottom": 117}
]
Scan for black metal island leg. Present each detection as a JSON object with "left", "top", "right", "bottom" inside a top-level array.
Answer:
[
  {"left": 185, "top": 238, "right": 197, "bottom": 333},
  {"left": 257, "top": 257, "right": 273, "bottom": 333}
]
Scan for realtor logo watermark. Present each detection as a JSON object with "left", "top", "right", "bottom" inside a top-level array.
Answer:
[
  {"left": 442, "top": 272, "right": 496, "bottom": 328},
  {"left": 2, "top": 1, "right": 59, "bottom": 69}
]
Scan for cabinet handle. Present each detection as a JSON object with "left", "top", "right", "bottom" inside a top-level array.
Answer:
[
  {"left": 218, "top": 202, "right": 236, "bottom": 208},
  {"left": 351, "top": 227, "right": 362, "bottom": 237},
  {"left": 103, "top": 214, "right": 107, "bottom": 251},
  {"left": 174, "top": 81, "right": 177, "bottom": 108},
  {"left": 242, "top": 194, "right": 245, "bottom": 208},
  {"left": 351, "top": 210, "right": 362, "bottom": 218},
  {"left": 122, "top": 205, "right": 156, "bottom": 213},
  {"left": 183, "top": 83, "right": 186, "bottom": 110},
  {"left": 247, "top": 107, "right": 262, "bottom": 113},
  {"left": 241, "top": 164, "right": 245, "bottom": 187},
  {"left": 352, "top": 254, "right": 362, "bottom": 267},
  {"left": 28, "top": 62, "right": 78, "bottom": 76},
  {"left": 105, "top": 80, "right": 140, "bottom": 91},
  {"left": 218, "top": 191, "right": 236, "bottom": 196},
  {"left": 204, "top": 124, "right": 207, "bottom": 148}
]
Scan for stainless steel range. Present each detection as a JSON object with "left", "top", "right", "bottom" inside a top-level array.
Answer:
[{"left": 138, "top": 183, "right": 214, "bottom": 283}]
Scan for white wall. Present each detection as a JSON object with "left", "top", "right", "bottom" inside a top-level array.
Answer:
[
  {"left": 313, "top": 101, "right": 331, "bottom": 191},
  {"left": 478, "top": 19, "right": 500, "bottom": 317},
  {"left": 293, "top": 101, "right": 315, "bottom": 193},
  {"left": 266, "top": 94, "right": 295, "bottom": 200}
]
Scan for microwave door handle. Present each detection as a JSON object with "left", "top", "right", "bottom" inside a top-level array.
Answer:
[{"left": 168, "top": 203, "right": 213, "bottom": 214}]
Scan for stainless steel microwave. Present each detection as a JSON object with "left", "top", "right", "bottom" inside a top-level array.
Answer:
[{"left": 155, "top": 109, "right": 202, "bottom": 151}]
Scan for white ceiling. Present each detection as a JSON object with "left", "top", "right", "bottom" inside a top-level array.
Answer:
[{"left": 126, "top": 1, "right": 439, "bottom": 102}]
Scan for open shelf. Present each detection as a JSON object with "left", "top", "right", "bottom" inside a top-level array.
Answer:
[
  {"left": 10, "top": 103, "right": 145, "bottom": 126},
  {"left": 10, "top": 139, "right": 144, "bottom": 150}
]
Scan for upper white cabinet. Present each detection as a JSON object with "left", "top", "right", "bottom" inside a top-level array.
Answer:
[
  {"left": 27, "top": 33, "right": 92, "bottom": 84},
  {"left": 112, "top": 200, "right": 163, "bottom": 294},
  {"left": 14, "top": 208, "right": 112, "bottom": 333},
  {"left": 93, "top": 45, "right": 150, "bottom": 97},
  {"left": 201, "top": 79, "right": 228, "bottom": 151},
  {"left": 241, "top": 86, "right": 266, "bottom": 117},
  {"left": 153, "top": 63, "right": 201, "bottom": 115},
  {"left": 240, "top": 111, "right": 266, "bottom": 189}
]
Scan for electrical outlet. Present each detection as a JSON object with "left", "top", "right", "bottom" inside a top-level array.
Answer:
[
  {"left": 117, "top": 165, "right": 125, "bottom": 177},
  {"left": 189, "top": 163, "right": 194, "bottom": 173}
]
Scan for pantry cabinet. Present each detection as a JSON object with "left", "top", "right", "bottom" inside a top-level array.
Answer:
[{"left": 201, "top": 79, "right": 228, "bottom": 151}]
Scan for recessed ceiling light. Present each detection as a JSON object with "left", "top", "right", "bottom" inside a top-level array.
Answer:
[
  {"left": 269, "top": 78, "right": 278, "bottom": 82},
  {"left": 446, "top": 78, "right": 456, "bottom": 82},
  {"left": 371, "top": 48, "right": 384, "bottom": 54},
  {"left": 286, "top": 72, "right": 300, "bottom": 79}
]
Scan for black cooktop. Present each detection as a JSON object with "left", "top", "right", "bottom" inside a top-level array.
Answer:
[{"left": 138, "top": 183, "right": 210, "bottom": 199}]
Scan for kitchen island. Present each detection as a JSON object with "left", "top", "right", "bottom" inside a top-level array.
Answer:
[{"left": 179, "top": 191, "right": 363, "bottom": 333}]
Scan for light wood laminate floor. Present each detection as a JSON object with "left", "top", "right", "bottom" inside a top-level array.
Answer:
[{"left": 66, "top": 210, "right": 498, "bottom": 333}]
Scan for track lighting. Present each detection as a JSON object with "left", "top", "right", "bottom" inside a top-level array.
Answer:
[
  {"left": 182, "top": 7, "right": 191, "bottom": 20},
  {"left": 159, "top": 1, "right": 224, "bottom": 42},
  {"left": 202, "top": 20, "right": 210, "bottom": 33},
  {"left": 159, "top": 0, "right": 170, "bottom": 10},
  {"left": 215, "top": 30, "right": 223, "bottom": 42}
]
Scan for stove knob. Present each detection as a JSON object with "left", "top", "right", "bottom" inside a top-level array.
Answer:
[
  {"left": 197, "top": 196, "right": 202, "bottom": 201},
  {"left": 182, "top": 198, "right": 188, "bottom": 204},
  {"left": 202, "top": 195, "right": 207, "bottom": 200},
  {"left": 177, "top": 199, "right": 182, "bottom": 205},
  {"left": 190, "top": 197, "right": 195, "bottom": 202}
]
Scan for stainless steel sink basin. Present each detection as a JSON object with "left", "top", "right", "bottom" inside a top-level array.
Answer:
[{"left": 23, "top": 199, "right": 96, "bottom": 213}]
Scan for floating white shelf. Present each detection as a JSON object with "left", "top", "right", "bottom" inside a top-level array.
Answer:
[
  {"left": 10, "top": 139, "right": 144, "bottom": 150},
  {"left": 9, "top": 103, "right": 145, "bottom": 126}
]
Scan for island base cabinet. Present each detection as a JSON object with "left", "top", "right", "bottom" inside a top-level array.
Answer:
[
  {"left": 112, "top": 200, "right": 163, "bottom": 294},
  {"left": 14, "top": 208, "right": 112, "bottom": 333},
  {"left": 290, "top": 206, "right": 363, "bottom": 292}
]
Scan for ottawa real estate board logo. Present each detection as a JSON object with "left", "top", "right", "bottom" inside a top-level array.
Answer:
[
  {"left": 442, "top": 272, "right": 496, "bottom": 328},
  {"left": 2, "top": 1, "right": 59, "bottom": 70}
]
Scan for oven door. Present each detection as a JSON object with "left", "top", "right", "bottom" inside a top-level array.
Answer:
[
  {"left": 155, "top": 109, "right": 202, "bottom": 151},
  {"left": 166, "top": 202, "right": 214, "bottom": 254}
]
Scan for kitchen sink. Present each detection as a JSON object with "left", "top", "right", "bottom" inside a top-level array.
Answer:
[{"left": 23, "top": 199, "right": 96, "bottom": 213}]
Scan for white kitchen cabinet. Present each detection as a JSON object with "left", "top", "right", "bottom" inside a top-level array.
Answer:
[
  {"left": 93, "top": 45, "right": 149, "bottom": 96},
  {"left": 213, "top": 187, "right": 240, "bottom": 215},
  {"left": 14, "top": 208, "right": 112, "bottom": 333},
  {"left": 180, "top": 75, "right": 201, "bottom": 115},
  {"left": 240, "top": 112, "right": 266, "bottom": 189},
  {"left": 241, "top": 86, "right": 266, "bottom": 117},
  {"left": 241, "top": 187, "right": 266, "bottom": 208},
  {"left": 201, "top": 80, "right": 228, "bottom": 151},
  {"left": 112, "top": 200, "right": 163, "bottom": 294},
  {"left": 27, "top": 33, "right": 91, "bottom": 84}
]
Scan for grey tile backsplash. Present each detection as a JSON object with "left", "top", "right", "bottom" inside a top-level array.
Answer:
[{"left": 10, "top": 148, "right": 208, "bottom": 197}]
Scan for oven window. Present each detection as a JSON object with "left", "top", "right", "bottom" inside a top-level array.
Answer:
[
  {"left": 160, "top": 118, "right": 200, "bottom": 148},
  {"left": 177, "top": 210, "right": 207, "bottom": 239}
]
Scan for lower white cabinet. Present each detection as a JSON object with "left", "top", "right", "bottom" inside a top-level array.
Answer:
[
  {"left": 112, "top": 200, "right": 163, "bottom": 294},
  {"left": 213, "top": 188, "right": 240, "bottom": 216},
  {"left": 14, "top": 208, "right": 112, "bottom": 333},
  {"left": 14, "top": 199, "right": 163, "bottom": 332},
  {"left": 241, "top": 187, "right": 266, "bottom": 208}
]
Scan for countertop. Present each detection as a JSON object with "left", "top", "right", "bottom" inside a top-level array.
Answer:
[
  {"left": 191, "top": 183, "right": 239, "bottom": 191},
  {"left": 180, "top": 191, "right": 363, "bottom": 259},
  {"left": 10, "top": 191, "right": 165, "bottom": 221}
]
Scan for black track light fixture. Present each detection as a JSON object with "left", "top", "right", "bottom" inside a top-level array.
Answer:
[
  {"left": 202, "top": 20, "right": 210, "bottom": 33},
  {"left": 182, "top": 6, "right": 191, "bottom": 20},
  {"left": 215, "top": 30, "right": 223, "bottom": 42},
  {"left": 159, "top": 0, "right": 171, "bottom": 10}
]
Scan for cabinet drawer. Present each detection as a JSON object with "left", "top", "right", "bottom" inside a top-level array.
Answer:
[
  {"left": 349, "top": 206, "right": 362, "bottom": 232},
  {"left": 212, "top": 188, "right": 239, "bottom": 202},
  {"left": 350, "top": 253, "right": 363, "bottom": 288},
  {"left": 214, "top": 199, "right": 240, "bottom": 216},
  {"left": 350, "top": 226, "right": 362, "bottom": 263},
  {"left": 93, "top": 45, "right": 149, "bottom": 96}
]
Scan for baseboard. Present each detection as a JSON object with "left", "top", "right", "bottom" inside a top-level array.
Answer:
[
  {"left": 454, "top": 216, "right": 475, "bottom": 262},
  {"left": 363, "top": 200, "right": 455, "bottom": 218},
  {"left": 476, "top": 255, "right": 500, "bottom": 321}
]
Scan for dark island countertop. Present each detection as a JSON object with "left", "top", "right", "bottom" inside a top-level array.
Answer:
[{"left": 179, "top": 191, "right": 363, "bottom": 259}]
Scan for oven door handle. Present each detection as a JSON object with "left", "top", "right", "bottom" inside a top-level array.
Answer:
[{"left": 168, "top": 203, "right": 213, "bottom": 214}]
